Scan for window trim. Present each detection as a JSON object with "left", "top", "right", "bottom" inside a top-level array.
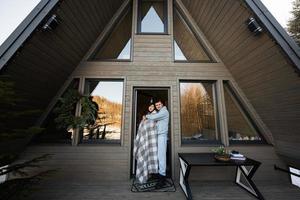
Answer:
[
  {"left": 136, "top": 0, "right": 168, "bottom": 34},
  {"left": 78, "top": 78, "right": 125, "bottom": 145},
  {"left": 179, "top": 80, "right": 221, "bottom": 146}
]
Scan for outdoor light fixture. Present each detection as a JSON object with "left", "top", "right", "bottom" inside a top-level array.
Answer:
[
  {"left": 42, "top": 14, "right": 59, "bottom": 31},
  {"left": 246, "top": 17, "right": 262, "bottom": 36}
]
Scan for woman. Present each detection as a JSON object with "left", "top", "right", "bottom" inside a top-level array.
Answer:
[
  {"left": 134, "top": 102, "right": 159, "bottom": 184},
  {"left": 146, "top": 103, "right": 157, "bottom": 115}
]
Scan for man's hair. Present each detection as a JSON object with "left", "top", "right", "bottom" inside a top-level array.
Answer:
[{"left": 155, "top": 99, "right": 164, "bottom": 105}]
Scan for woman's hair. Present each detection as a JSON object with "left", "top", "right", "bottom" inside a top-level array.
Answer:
[{"left": 146, "top": 103, "right": 156, "bottom": 114}]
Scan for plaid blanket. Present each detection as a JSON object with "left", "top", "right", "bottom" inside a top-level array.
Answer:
[{"left": 134, "top": 120, "right": 158, "bottom": 183}]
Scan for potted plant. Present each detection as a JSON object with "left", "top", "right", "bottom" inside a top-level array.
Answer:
[{"left": 211, "top": 146, "right": 230, "bottom": 162}]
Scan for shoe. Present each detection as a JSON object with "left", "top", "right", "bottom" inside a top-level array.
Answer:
[
  {"left": 155, "top": 175, "right": 166, "bottom": 189},
  {"left": 147, "top": 173, "right": 159, "bottom": 182}
]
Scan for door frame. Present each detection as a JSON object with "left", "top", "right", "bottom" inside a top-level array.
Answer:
[{"left": 130, "top": 86, "right": 172, "bottom": 177}]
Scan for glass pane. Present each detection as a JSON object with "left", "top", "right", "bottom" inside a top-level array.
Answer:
[
  {"left": 173, "top": 8, "right": 212, "bottom": 62},
  {"left": 224, "top": 82, "right": 264, "bottom": 143},
  {"left": 174, "top": 40, "right": 187, "bottom": 60},
  {"left": 180, "top": 82, "right": 219, "bottom": 144},
  {"left": 117, "top": 39, "right": 131, "bottom": 59},
  {"left": 81, "top": 80, "right": 123, "bottom": 143},
  {"left": 138, "top": 0, "right": 167, "bottom": 33},
  {"left": 34, "top": 78, "right": 80, "bottom": 144},
  {"left": 91, "top": 7, "right": 132, "bottom": 60}
]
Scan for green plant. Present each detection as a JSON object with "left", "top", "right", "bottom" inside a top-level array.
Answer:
[
  {"left": 0, "top": 75, "right": 44, "bottom": 165},
  {"left": 0, "top": 154, "right": 56, "bottom": 200},
  {"left": 54, "top": 89, "right": 98, "bottom": 130},
  {"left": 211, "top": 146, "right": 227, "bottom": 155}
]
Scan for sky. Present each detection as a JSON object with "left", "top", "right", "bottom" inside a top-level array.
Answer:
[
  {"left": 91, "top": 81, "right": 123, "bottom": 104},
  {"left": 0, "top": 0, "right": 295, "bottom": 46},
  {"left": 261, "top": 0, "right": 294, "bottom": 28},
  {"left": 0, "top": 0, "right": 41, "bottom": 45}
]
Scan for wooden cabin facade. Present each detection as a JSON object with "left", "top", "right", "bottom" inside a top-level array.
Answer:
[{"left": 1, "top": 0, "right": 300, "bottom": 185}]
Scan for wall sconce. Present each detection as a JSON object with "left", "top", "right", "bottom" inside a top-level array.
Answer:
[
  {"left": 42, "top": 14, "right": 59, "bottom": 31},
  {"left": 246, "top": 17, "right": 262, "bottom": 36}
]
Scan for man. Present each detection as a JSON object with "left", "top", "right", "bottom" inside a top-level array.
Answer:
[{"left": 145, "top": 99, "right": 169, "bottom": 188}]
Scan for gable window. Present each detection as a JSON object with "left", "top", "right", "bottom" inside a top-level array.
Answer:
[
  {"left": 137, "top": 0, "right": 168, "bottom": 34},
  {"left": 223, "top": 81, "right": 266, "bottom": 144},
  {"left": 173, "top": 8, "right": 213, "bottom": 62},
  {"left": 90, "top": 7, "right": 132, "bottom": 61},
  {"left": 180, "top": 81, "right": 220, "bottom": 144},
  {"left": 80, "top": 79, "right": 124, "bottom": 144}
]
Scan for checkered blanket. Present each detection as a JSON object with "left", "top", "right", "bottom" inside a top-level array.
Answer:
[{"left": 134, "top": 120, "right": 158, "bottom": 183}]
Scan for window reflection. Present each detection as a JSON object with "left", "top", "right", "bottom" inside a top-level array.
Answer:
[
  {"left": 173, "top": 8, "right": 212, "bottom": 62},
  {"left": 180, "top": 82, "right": 219, "bottom": 144},
  {"left": 224, "top": 82, "right": 264, "bottom": 144},
  {"left": 81, "top": 80, "right": 123, "bottom": 143},
  {"left": 91, "top": 7, "right": 132, "bottom": 60},
  {"left": 34, "top": 78, "right": 80, "bottom": 144}
]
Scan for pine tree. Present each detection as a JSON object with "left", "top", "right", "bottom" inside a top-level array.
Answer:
[
  {"left": 0, "top": 75, "right": 43, "bottom": 166},
  {"left": 288, "top": 0, "right": 300, "bottom": 45}
]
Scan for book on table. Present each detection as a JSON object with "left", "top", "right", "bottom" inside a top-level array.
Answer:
[{"left": 230, "top": 151, "right": 246, "bottom": 160}]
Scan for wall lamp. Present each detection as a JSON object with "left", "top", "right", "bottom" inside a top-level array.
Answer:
[
  {"left": 246, "top": 17, "right": 263, "bottom": 36},
  {"left": 42, "top": 14, "right": 59, "bottom": 31}
]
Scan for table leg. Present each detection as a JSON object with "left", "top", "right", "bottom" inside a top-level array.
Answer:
[
  {"left": 235, "top": 165, "right": 264, "bottom": 200},
  {"left": 179, "top": 157, "right": 192, "bottom": 200}
]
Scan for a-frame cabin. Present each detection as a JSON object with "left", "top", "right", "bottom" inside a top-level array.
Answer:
[{"left": 1, "top": 0, "right": 300, "bottom": 199}]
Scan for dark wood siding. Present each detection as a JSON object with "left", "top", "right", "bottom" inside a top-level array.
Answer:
[
  {"left": 1, "top": 0, "right": 124, "bottom": 110},
  {"left": 6, "top": 0, "right": 297, "bottom": 184},
  {"left": 181, "top": 0, "right": 300, "bottom": 165}
]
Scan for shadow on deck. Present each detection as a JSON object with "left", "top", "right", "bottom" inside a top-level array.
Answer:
[{"left": 18, "top": 179, "right": 300, "bottom": 200}]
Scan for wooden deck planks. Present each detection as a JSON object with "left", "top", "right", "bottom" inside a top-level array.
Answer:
[{"left": 22, "top": 180, "right": 300, "bottom": 200}]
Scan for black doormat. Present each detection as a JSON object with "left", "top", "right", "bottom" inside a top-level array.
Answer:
[{"left": 131, "top": 177, "right": 176, "bottom": 192}]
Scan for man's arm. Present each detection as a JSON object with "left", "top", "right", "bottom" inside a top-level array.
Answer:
[{"left": 146, "top": 109, "right": 168, "bottom": 121}]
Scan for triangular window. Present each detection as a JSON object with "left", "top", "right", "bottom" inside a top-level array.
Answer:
[
  {"left": 174, "top": 40, "right": 187, "bottom": 61},
  {"left": 141, "top": 6, "right": 164, "bottom": 32},
  {"left": 90, "top": 7, "right": 132, "bottom": 61},
  {"left": 173, "top": 8, "right": 213, "bottom": 62},
  {"left": 117, "top": 39, "right": 131, "bottom": 59},
  {"left": 223, "top": 82, "right": 266, "bottom": 144},
  {"left": 137, "top": 0, "right": 167, "bottom": 34}
]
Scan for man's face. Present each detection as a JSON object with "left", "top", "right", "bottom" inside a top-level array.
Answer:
[{"left": 155, "top": 101, "right": 163, "bottom": 111}]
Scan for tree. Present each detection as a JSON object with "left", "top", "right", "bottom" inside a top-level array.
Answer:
[
  {"left": 288, "top": 0, "right": 300, "bottom": 45},
  {"left": 0, "top": 76, "right": 52, "bottom": 199},
  {"left": 54, "top": 89, "right": 98, "bottom": 132},
  {"left": 0, "top": 75, "right": 43, "bottom": 166}
]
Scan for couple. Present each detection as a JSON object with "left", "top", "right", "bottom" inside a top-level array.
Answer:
[{"left": 134, "top": 99, "right": 169, "bottom": 189}]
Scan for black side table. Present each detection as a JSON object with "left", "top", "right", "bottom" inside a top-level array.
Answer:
[{"left": 178, "top": 153, "right": 264, "bottom": 200}]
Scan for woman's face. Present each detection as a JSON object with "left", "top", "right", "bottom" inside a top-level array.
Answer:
[{"left": 148, "top": 104, "right": 155, "bottom": 112}]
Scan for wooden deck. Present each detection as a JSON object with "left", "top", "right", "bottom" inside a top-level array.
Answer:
[{"left": 24, "top": 179, "right": 300, "bottom": 200}]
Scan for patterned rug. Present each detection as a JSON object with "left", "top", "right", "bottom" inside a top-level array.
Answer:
[{"left": 131, "top": 177, "right": 176, "bottom": 192}]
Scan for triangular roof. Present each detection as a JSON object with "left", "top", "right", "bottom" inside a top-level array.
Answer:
[
  {"left": 1, "top": 0, "right": 299, "bottom": 71},
  {"left": 0, "top": 0, "right": 300, "bottom": 166}
]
